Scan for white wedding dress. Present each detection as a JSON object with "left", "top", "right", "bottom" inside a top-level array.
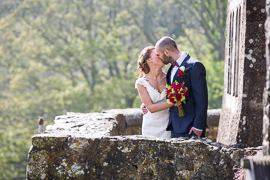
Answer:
[{"left": 135, "top": 78, "right": 171, "bottom": 138}]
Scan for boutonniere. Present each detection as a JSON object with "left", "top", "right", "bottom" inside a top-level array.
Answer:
[{"left": 177, "top": 66, "right": 190, "bottom": 78}]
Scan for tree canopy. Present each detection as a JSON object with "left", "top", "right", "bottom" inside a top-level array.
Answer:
[{"left": 0, "top": 0, "right": 226, "bottom": 178}]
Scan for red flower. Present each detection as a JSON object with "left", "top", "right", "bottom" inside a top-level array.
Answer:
[
  {"left": 176, "top": 84, "right": 181, "bottom": 90},
  {"left": 168, "top": 93, "right": 176, "bottom": 102},
  {"left": 181, "top": 90, "right": 188, "bottom": 97},
  {"left": 176, "top": 93, "right": 182, "bottom": 101},
  {"left": 177, "top": 70, "right": 184, "bottom": 78},
  {"left": 171, "top": 83, "right": 181, "bottom": 90},
  {"left": 178, "top": 70, "right": 183, "bottom": 76},
  {"left": 169, "top": 96, "right": 176, "bottom": 103}
]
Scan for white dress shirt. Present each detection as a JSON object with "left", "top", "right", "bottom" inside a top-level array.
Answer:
[{"left": 170, "top": 52, "right": 187, "bottom": 84}]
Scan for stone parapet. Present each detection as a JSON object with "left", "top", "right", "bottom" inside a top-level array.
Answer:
[
  {"left": 44, "top": 108, "right": 220, "bottom": 140},
  {"left": 26, "top": 134, "right": 261, "bottom": 180},
  {"left": 26, "top": 110, "right": 261, "bottom": 179}
]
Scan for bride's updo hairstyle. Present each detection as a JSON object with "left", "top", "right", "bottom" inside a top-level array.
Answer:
[{"left": 137, "top": 46, "right": 155, "bottom": 77}]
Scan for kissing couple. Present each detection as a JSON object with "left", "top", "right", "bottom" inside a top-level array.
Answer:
[{"left": 135, "top": 36, "right": 208, "bottom": 138}]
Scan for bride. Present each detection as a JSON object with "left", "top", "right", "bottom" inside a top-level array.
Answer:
[{"left": 135, "top": 46, "right": 173, "bottom": 138}]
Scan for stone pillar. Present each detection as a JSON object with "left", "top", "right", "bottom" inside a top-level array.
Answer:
[
  {"left": 263, "top": 0, "right": 270, "bottom": 155},
  {"left": 217, "top": 0, "right": 266, "bottom": 147}
]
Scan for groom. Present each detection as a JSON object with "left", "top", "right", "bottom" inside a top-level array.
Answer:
[{"left": 142, "top": 36, "right": 208, "bottom": 138}]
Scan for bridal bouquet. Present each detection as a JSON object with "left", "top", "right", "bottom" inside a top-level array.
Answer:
[{"left": 164, "top": 80, "right": 188, "bottom": 117}]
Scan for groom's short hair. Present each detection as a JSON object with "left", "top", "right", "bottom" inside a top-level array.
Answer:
[{"left": 156, "top": 36, "right": 179, "bottom": 52}]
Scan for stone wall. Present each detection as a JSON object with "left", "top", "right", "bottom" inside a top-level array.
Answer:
[
  {"left": 263, "top": 0, "right": 270, "bottom": 155},
  {"left": 217, "top": 0, "right": 266, "bottom": 147},
  {"left": 102, "top": 108, "right": 221, "bottom": 141},
  {"left": 44, "top": 108, "right": 219, "bottom": 140},
  {"left": 26, "top": 109, "right": 261, "bottom": 179}
]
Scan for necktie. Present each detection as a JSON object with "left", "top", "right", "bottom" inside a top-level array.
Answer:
[{"left": 171, "top": 61, "right": 179, "bottom": 67}]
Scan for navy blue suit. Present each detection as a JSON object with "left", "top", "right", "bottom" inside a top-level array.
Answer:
[{"left": 166, "top": 54, "right": 208, "bottom": 138}]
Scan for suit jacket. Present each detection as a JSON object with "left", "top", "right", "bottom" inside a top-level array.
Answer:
[{"left": 166, "top": 54, "right": 208, "bottom": 133}]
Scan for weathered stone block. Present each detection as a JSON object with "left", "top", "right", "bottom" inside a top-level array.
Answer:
[
  {"left": 26, "top": 110, "right": 261, "bottom": 179},
  {"left": 263, "top": 0, "right": 270, "bottom": 155},
  {"left": 218, "top": 0, "right": 266, "bottom": 147},
  {"left": 27, "top": 134, "right": 261, "bottom": 180}
]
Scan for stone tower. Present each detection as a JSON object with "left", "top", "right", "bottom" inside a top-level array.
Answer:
[
  {"left": 263, "top": 0, "right": 270, "bottom": 155},
  {"left": 217, "top": 0, "right": 266, "bottom": 147}
]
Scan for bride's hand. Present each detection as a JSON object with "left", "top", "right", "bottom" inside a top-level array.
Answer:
[
  {"left": 140, "top": 103, "right": 148, "bottom": 114},
  {"left": 170, "top": 102, "right": 180, "bottom": 107},
  {"left": 169, "top": 103, "right": 175, "bottom": 107},
  {"left": 142, "top": 77, "right": 149, "bottom": 82}
]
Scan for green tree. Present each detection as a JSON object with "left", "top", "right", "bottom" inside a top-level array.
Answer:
[{"left": 0, "top": 0, "right": 226, "bottom": 179}]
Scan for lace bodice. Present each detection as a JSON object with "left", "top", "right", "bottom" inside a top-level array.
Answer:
[
  {"left": 135, "top": 78, "right": 166, "bottom": 104},
  {"left": 135, "top": 78, "right": 170, "bottom": 138}
]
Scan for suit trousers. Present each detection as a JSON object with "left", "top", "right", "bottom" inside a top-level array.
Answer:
[{"left": 170, "top": 123, "right": 206, "bottom": 138}]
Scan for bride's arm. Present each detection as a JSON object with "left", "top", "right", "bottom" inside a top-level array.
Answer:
[{"left": 137, "top": 84, "right": 174, "bottom": 113}]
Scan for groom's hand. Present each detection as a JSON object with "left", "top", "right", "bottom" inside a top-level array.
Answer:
[
  {"left": 140, "top": 103, "right": 148, "bottom": 114},
  {"left": 189, "top": 127, "right": 202, "bottom": 137}
]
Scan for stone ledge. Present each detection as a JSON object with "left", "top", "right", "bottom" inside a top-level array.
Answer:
[
  {"left": 102, "top": 108, "right": 143, "bottom": 126},
  {"left": 27, "top": 134, "right": 261, "bottom": 180},
  {"left": 26, "top": 109, "right": 261, "bottom": 179},
  {"left": 44, "top": 108, "right": 220, "bottom": 138},
  {"left": 102, "top": 108, "right": 221, "bottom": 127},
  {"left": 45, "top": 112, "right": 118, "bottom": 137}
]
